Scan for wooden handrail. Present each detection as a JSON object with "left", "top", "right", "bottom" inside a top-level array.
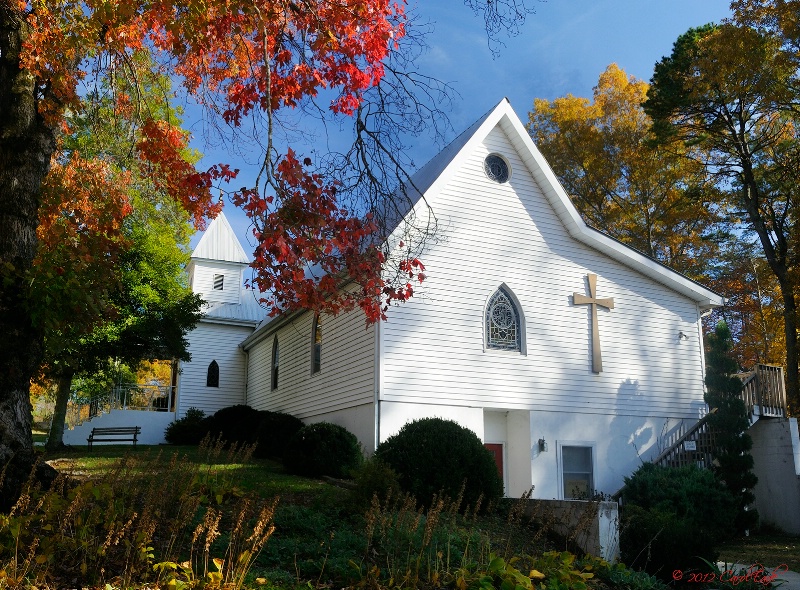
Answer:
[{"left": 651, "top": 408, "right": 718, "bottom": 468}]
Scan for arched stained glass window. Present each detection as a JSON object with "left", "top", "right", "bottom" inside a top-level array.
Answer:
[
  {"left": 271, "top": 337, "right": 279, "bottom": 390},
  {"left": 486, "top": 288, "right": 521, "bottom": 351},
  {"left": 206, "top": 360, "right": 220, "bottom": 387}
]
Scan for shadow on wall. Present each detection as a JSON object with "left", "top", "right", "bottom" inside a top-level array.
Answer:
[{"left": 607, "top": 379, "right": 653, "bottom": 488}]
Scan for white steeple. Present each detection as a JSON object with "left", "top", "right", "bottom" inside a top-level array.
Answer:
[
  {"left": 191, "top": 211, "right": 250, "bottom": 264},
  {"left": 188, "top": 211, "right": 250, "bottom": 305}
]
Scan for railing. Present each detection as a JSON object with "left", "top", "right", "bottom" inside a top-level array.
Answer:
[
  {"left": 67, "top": 384, "right": 175, "bottom": 429},
  {"left": 737, "top": 364, "right": 787, "bottom": 421},
  {"left": 652, "top": 364, "right": 786, "bottom": 470},
  {"left": 652, "top": 409, "right": 718, "bottom": 469}
]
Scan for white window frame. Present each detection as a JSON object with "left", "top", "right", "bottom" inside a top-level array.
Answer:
[{"left": 556, "top": 440, "right": 597, "bottom": 500}]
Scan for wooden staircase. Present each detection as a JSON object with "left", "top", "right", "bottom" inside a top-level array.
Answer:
[{"left": 652, "top": 364, "right": 787, "bottom": 469}]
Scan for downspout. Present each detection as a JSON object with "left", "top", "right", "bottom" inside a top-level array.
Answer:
[
  {"left": 696, "top": 303, "right": 712, "bottom": 402},
  {"left": 373, "top": 319, "right": 381, "bottom": 453},
  {"left": 243, "top": 346, "right": 250, "bottom": 406}
]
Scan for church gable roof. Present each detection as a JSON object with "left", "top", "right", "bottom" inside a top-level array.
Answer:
[
  {"left": 405, "top": 98, "right": 724, "bottom": 310},
  {"left": 191, "top": 211, "right": 250, "bottom": 264}
]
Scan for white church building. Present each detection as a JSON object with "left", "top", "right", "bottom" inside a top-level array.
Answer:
[{"left": 66, "top": 100, "right": 726, "bottom": 501}]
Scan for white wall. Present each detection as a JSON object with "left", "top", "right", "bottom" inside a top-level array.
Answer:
[
  {"left": 529, "top": 409, "right": 688, "bottom": 499},
  {"left": 484, "top": 409, "right": 533, "bottom": 497},
  {"left": 380, "top": 126, "right": 707, "bottom": 423},
  {"left": 375, "top": 125, "right": 707, "bottom": 498},
  {"left": 63, "top": 409, "right": 174, "bottom": 446},
  {"left": 246, "top": 307, "right": 377, "bottom": 448},
  {"left": 176, "top": 321, "right": 253, "bottom": 418},
  {"left": 379, "top": 401, "right": 484, "bottom": 443},
  {"left": 750, "top": 417, "right": 800, "bottom": 534},
  {"left": 191, "top": 260, "right": 242, "bottom": 305}
]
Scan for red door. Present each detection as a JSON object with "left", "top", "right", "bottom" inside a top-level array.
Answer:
[{"left": 484, "top": 443, "right": 504, "bottom": 481}]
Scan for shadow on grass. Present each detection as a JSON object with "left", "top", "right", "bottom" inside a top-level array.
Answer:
[{"left": 43, "top": 443, "right": 347, "bottom": 505}]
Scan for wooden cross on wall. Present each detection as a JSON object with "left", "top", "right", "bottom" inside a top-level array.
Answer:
[{"left": 573, "top": 274, "right": 614, "bottom": 373}]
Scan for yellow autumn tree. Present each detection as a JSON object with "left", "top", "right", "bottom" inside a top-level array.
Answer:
[{"left": 527, "top": 64, "right": 725, "bottom": 280}]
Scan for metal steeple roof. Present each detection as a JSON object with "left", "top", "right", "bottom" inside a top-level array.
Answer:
[{"left": 191, "top": 211, "right": 250, "bottom": 264}]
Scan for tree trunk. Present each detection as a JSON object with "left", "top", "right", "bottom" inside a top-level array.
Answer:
[
  {"left": 780, "top": 285, "right": 800, "bottom": 415},
  {"left": 45, "top": 371, "right": 73, "bottom": 452},
  {"left": 0, "top": 4, "right": 57, "bottom": 507}
]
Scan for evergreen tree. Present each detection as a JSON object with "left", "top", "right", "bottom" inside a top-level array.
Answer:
[{"left": 705, "top": 322, "right": 759, "bottom": 532}]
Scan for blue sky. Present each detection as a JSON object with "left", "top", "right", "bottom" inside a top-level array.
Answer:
[{"left": 192, "top": 0, "right": 732, "bottom": 252}]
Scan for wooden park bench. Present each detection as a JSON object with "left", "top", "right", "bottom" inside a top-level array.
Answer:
[{"left": 87, "top": 426, "right": 141, "bottom": 450}]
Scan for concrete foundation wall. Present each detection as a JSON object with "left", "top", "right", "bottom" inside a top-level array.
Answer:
[
  {"left": 63, "top": 409, "right": 174, "bottom": 446},
  {"left": 301, "top": 403, "right": 376, "bottom": 454},
  {"left": 523, "top": 499, "right": 619, "bottom": 562},
  {"left": 749, "top": 417, "right": 800, "bottom": 534}
]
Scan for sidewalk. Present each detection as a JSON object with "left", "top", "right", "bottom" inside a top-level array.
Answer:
[
  {"left": 717, "top": 563, "right": 800, "bottom": 589},
  {"left": 775, "top": 568, "right": 800, "bottom": 590}
]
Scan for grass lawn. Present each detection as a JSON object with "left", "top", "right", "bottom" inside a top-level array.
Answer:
[{"left": 717, "top": 530, "right": 800, "bottom": 571}]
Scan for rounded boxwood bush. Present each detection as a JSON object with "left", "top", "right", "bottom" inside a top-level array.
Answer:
[
  {"left": 254, "top": 411, "right": 305, "bottom": 459},
  {"left": 283, "top": 422, "right": 362, "bottom": 478},
  {"left": 374, "top": 417, "right": 503, "bottom": 510},
  {"left": 165, "top": 407, "right": 212, "bottom": 445},
  {"left": 620, "top": 462, "right": 738, "bottom": 578},
  {"left": 208, "top": 404, "right": 263, "bottom": 446}
]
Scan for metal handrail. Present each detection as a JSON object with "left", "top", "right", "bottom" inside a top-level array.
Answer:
[{"left": 67, "top": 384, "right": 175, "bottom": 428}]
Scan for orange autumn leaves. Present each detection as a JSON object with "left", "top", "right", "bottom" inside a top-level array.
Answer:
[
  {"left": 528, "top": 64, "right": 724, "bottom": 282},
  {"left": 21, "top": 0, "right": 403, "bottom": 119},
  {"left": 33, "top": 154, "right": 132, "bottom": 335},
  {"left": 16, "top": 0, "right": 419, "bottom": 324}
]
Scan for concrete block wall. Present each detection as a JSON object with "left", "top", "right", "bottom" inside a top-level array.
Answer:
[{"left": 749, "top": 417, "right": 800, "bottom": 534}]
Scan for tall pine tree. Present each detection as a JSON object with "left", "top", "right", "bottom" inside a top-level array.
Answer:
[{"left": 705, "top": 322, "right": 759, "bottom": 532}]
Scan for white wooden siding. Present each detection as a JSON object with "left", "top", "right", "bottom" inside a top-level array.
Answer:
[
  {"left": 191, "top": 261, "right": 242, "bottom": 305},
  {"left": 176, "top": 322, "right": 253, "bottom": 417},
  {"left": 380, "top": 126, "right": 707, "bottom": 423},
  {"left": 246, "top": 307, "right": 376, "bottom": 422}
]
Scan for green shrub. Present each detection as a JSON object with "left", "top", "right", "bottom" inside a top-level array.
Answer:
[
  {"left": 164, "top": 407, "right": 212, "bottom": 445},
  {"left": 596, "top": 561, "right": 670, "bottom": 590},
  {"left": 374, "top": 417, "right": 503, "bottom": 510},
  {"left": 283, "top": 422, "right": 363, "bottom": 478},
  {"left": 620, "top": 462, "right": 738, "bottom": 579},
  {"left": 208, "top": 404, "right": 262, "bottom": 446},
  {"left": 254, "top": 411, "right": 305, "bottom": 459},
  {"left": 705, "top": 322, "right": 759, "bottom": 532}
]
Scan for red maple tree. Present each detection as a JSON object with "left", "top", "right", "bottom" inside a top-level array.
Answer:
[{"left": 0, "top": 0, "right": 426, "bottom": 502}]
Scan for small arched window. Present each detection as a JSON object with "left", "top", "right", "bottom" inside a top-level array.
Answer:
[
  {"left": 311, "top": 314, "right": 322, "bottom": 374},
  {"left": 271, "top": 336, "right": 280, "bottom": 390},
  {"left": 486, "top": 287, "right": 522, "bottom": 352},
  {"left": 206, "top": 360, "right": 220, "bottom": 388}
]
